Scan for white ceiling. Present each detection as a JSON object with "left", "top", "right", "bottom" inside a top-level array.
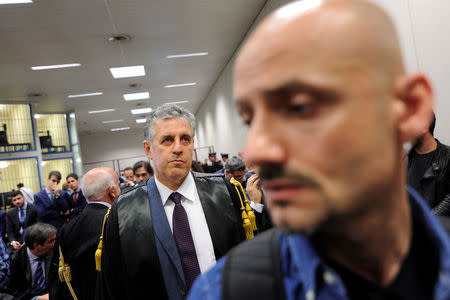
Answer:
[{"left": 0, "top": 0, "right": 267, "bottom": 135}]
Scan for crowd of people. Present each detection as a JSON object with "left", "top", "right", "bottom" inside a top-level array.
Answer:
[{"left": 1, "top": 0, "right": 450, "bottom": 299}]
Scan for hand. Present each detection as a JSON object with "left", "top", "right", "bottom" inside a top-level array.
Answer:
[
  {"left": 61, "top": 210, "right": 70, "bottom": 215},
  {"left": 126, "top": 181, "right": 134, "bottom": 186},
  {"left": 38, "top": 293, "right": 49, "bottom": 300},
  {"left": 246, "top": 174, "right": 262, "bottom": 204},
  {"left": 11, "top": 241, "right": 22, "bottom": 250}
]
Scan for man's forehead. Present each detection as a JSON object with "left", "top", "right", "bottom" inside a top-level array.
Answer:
[{"left": 154, "top": 118, "right": 192, "bottom": 135}]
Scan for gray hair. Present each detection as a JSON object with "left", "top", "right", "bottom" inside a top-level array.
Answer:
[
  {"left": 25, "top": 223, "right": 57, "bottom": 249},
  {"left": 82, "top": 170, "right": 117, "bottom": 201},
  {"left": 225, "top": 156, "right": 246, "bottom": 173},
  {"left": 144, "top": 104, "right": 196, "bottom": 143}
]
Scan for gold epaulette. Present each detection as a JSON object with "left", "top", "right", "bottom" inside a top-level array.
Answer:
[
  {"left": 95, "top": 207, "right": 112, "bottom": 271},
  {"left": 58, "top": 246, "right": 78, "bottom": 300},
  {"left": 230, "top": 177, "right": 257, "bottom": 240}
]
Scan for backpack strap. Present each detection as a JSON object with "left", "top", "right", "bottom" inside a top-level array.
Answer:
[{"left": 222, "top": 228, "right": 285, "bottom": 300}]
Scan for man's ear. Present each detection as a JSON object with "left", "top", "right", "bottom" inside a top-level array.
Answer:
[
  {"left": 225, "top": 170, "right": 232, "bottom": 180},
  {"left": 143, "top": 140, "right": 152, "bottom": 160},
  {"left": 393, "top": 73, "right": 434, "bottom": 143}
]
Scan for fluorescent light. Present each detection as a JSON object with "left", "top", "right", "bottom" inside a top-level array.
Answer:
[
  {"left": 68, "top": 92, "right": 103, "bottom": 98},
  {"left": 69, "top": 113, "right": 75, "bottom": 119},
  {"left": 136, "top": 118, "right": 147, "bottom": 124},
  {"left": 0, "top": 0, "right": 32, "bottom": 4},
  {"left": 40, "top": 161, "right": 46, "bottom": 167},
  {"left": 76, "top": 158, "right": 82, "bottom": 163},
  {"left": 0, "top": 105, "right": 3, "bottom": 110},
  {"left": 0, "top": 162, "right": 8, "bottom": 169},
  {"left": 165, "top": 100, "right": 189, "bottom": 105},
  {"left": 167, "top": 52, "right": 208, "bottom": 58},
  {"left": 111, "top": 127, "right": 130, "bottom": 132},
  {"left": 102, "top": 119, "right": 123, "bottom": 124},
  {"left": 88, "top": 109, "right": 115, "bottom": 114},
  {"left": 31, "top": 63, "right": 81, "bottom": 70},
  {"left": 131, "top": 107, "right": 152, "bottom": 115},
  {"left": 164, "top": 82, "right": 196, "bottom": 88},
  {"left": 109, "top": 65, "right": 145, "bottom": 79},
  {"left": 34, "top": 114, "right": 41, "bottom": 119},
  {"left": 123, "top": 92, "right": 150, "bottom": 101}
]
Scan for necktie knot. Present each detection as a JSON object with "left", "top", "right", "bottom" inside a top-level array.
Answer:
[{"left": 170, "top": 192, "right": 182, "bottom": 205}]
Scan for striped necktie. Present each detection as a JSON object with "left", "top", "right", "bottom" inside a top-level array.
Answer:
[
  {"left": 170, "top": 192, "right": 201, "bottom": 290},
  {"left": 31, "top": 258, "right": 46, "bottom": 295}
]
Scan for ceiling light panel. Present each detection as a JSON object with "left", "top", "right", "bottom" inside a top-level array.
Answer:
[
  {"left": 109, "top": 65, "right": 145, "bottom": 79},
  {"left": 88, "top": 109, "right": 115, "bottom": 114},
  {"left": 102, "top": 119, "right": 123, "bottom": 124},
  {"left": 111, "top": 127, "right": 130, "bottom": 132},
  {"left": 136, "top": 118, "right": 146, "bottom": 124},
  {"left": 123, "top": 92, "right": 150, "bottom": 101},
  {"left": 165, "top": 100, "right": 189, "bottom": 105},
  {"left": 68, "top": 92, "right": 103, "bottom": 98},
  {"left": 0, "top": 0, "right": 32, "bottom": 4},
  {"left": 131, "top": 107, "right": 152, "bottom": 115},
  {"left": 31, "top": 63, "right": 81, "bottom": 70},
  {"left": 164, "top": 82, "right": 196, "bottom": 88},
  {"left": 167, "top": 52, "right": 208, "bottom": 58}
]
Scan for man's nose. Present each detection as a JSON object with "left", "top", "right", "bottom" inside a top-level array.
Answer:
[{"left": 243, "top": 113, "right": 286, "bottom": 168}]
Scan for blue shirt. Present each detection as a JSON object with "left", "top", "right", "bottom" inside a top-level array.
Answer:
[
  {"left": 188, "top": 187, "right": 450, "bottom": 300},
  {"left": 0, "top": 238, "right": 9, "bottom": 290}
]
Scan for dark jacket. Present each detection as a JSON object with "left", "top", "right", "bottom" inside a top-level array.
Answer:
[
  {"left": 97, "top": 173, "right": 245, "bottom": 300},
  {"left": 408, "top": 139, "right": 450, "bottom": 214},
  {"left": 67, "top": 189, "right": 87, "bottom": 218},
  {"left": 34, "top": 189, "right": 70, "bottom": 229},
  {"left": 8, "top": 247, "right": 51, "bottom": 300},
  {"left": 52, "top": 202, "right": 109, "bottom": 300},
  {"left": 6, "top": 204, "right": 38, "bottom": 243}
]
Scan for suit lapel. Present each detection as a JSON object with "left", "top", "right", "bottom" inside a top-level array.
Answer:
[{"left": 147, "top": 177, "right": 185, "bottom": 284}]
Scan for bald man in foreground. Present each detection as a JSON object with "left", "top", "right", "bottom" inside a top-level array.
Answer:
[
  {"left": 53, "top": 168, "right": 120, "bottom": 300},
  {"left": 189, "top": 1, "right": 450, "bottom": 299}
]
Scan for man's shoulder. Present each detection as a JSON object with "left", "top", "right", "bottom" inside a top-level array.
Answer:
[
  {"left": 6, "top": 207, "right": 17, "bottom": 216},
  {"left": 116, "top": 181, "right": 149, "bottom": 207}
]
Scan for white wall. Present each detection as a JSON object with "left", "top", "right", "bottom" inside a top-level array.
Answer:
[
  {"left": 79, "top": 128, "right": 148, "bottom": 172},
  {"left": 195, "top": 0, "right": 450, "bottom": 159}
]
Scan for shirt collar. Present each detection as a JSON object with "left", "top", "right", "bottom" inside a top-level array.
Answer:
[
  {"left": 27, "top": 247, "right": 40, "bottom": 261},
  {"left": 20, "top": 202, "right": 27, "bottom": 211},
  {"left": 155, "top": 172, "right": 197, "bottom": 206},
  {"left": 88, "top": 201, "right": 111, "bottom": 208},
  {"left": 281, "top": 187, "right": 450, "bottom": 298}
]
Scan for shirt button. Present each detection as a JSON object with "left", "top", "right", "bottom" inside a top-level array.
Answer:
[
  {"left": 306, "top": 290, "right": 315, "bottom": 300},
  {"left": 323, "top": 271, "right": 336, "bottom": 284}
]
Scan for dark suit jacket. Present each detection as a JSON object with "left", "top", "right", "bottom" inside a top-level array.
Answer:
[
  {"left": 0, "top": 212, "right": 5, "bottom": 240},
  {"left": 98, "top": 173, "right": 245, "bottom": 300},
  {"left": 6, "top": 204, "right": 38, "bottom": 243},
  {"left": 34, "top": 189, "right": 70, "bottom": 229},
  {"left": 52, "top": 202, "right": 109, "bottom": 300},
  {"left": 8, "top": 247, "right": 51, "bottom": 300},
  {"left": 68, "top": 189, "right": 87, "bottom": 217}
]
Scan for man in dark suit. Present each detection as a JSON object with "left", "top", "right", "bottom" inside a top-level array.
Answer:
[
  {"left": 53, "top": 167, "right": 120, "bottom": 300},
  {"left": 66, "top": 173, "right": 87, "bottom": 218},
  {"left": 34, "top": 171, "right": 70, "bottom": 229},
  {"left": 98, "top": 104, "right": 246, "bottom": 300},
  {"left": 7, "top": 191, "right": 38, "bottom": 250},
  {"left": 8, "top": 223, "right": 56, "bottom": 300}
]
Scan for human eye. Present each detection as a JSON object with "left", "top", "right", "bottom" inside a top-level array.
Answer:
[
  {"left": 237, "top": 103, "right": 253, "bottom": 126},
  {"left": 161, "top": 137, "right": 173, "bottom": 145},
  {"left": 181, "top": 135, "right": 192, "bottom": 144}
]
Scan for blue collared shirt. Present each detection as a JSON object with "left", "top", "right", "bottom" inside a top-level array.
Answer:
[
  {"left": 188, "top": 187, "right": 450, "bottom": 300},
  {"left": 0, "top": 238, "right": 9, "bottom": 290}
]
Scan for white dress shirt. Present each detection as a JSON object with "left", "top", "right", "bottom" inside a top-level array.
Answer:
[{"left": 154, "top": 172, "right": 216, "bottom": 273}]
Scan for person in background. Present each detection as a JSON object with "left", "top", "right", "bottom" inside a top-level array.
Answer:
[
  {"left": 17, "top": 183, "right": 34, "bottom": 205},
  {"left": 203, "top": 153, "right": 223, "bottom": 173},
  {"left": 0, "top": 211, "right": 5, "bottom": 243},
  {"left": 120, "top": 167, "right": 135, "bottom": 189},
  {"left": 407, "top": 113, "right": 450, "bottom": 216},
  {"left": 34, "top": 171, "right": 70, "bottom": 229},
  {"left": 8, "top": 223, "right": 56, "bottom": 300},
  {"left": 66, "top": 173, "right": 87, "bottom": 217},
  {"left": 7, "top": 191, "right": 38, "bottom": 251},
  {"left": 53, "top": 167, "right": 120, "bottom": 300},
  {"left": 132, "top": 160, "right": 153, "bottom": 184},
  {"left": 189, "top": 1, "right": 450, "bottom": 299}
]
